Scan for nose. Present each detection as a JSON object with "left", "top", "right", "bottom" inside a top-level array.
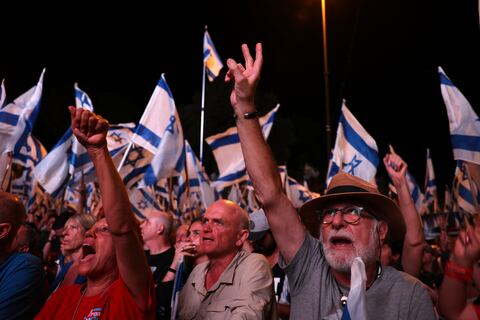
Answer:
[
  {"left": 330, "top": 211, "right": 346, "bottom": 229},
  {"left": 85, "top": 229, "right": 96, "bottom": 239},
  {"left": 202, "top": 222, "right": 212, "bottom": 233}
]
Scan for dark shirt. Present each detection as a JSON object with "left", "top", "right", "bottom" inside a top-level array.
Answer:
[
  {"left": 0, "top": 252, "right": 46, "bottom": 320},
  {"left": 146, "top": 248, "right": 175, "bottom": 320}
]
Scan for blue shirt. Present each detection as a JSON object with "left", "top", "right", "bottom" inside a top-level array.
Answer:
[{"left": 0, "top": 252, "right": 45, "bottom": 320}]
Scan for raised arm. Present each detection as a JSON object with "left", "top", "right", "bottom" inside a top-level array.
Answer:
[
  {"left": 69, "top": 107, "right": 151, "bottom": 313},
  {"left": 383, "top": 152, "right": 424, "bottom": 277},
  {"left": 438, "top": 225, "right": 480, "bottom": 320},
  {"left": 225, "top": 43, "right": 305, "bottom": 263}
]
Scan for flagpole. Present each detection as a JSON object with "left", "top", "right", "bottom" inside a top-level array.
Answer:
[
  {"left": 199, "top": 26, "right": 208, "bottom": 163},
  {"left": 321, "top": 0, "right": 332, "bottom": 162}
]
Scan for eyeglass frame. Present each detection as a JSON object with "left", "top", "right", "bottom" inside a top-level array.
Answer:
[{"left": 317, "top": 206, "right": 376, "bottom": 225}]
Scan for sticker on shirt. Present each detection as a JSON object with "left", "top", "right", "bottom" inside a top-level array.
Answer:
[{"left": 84, "top": 307, "right": 103, "bottom": 320}]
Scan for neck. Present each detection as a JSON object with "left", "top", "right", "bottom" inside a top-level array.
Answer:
[
  {"left": 194, "top": 254, "right": 209, "bottom": 266},
  {"left": 146, "top": 239, "right": 171, "bottom": 255},
  {"left": 205, "top": 250, "right": 238, "bottom": 290},
  {"left": 86, "top": 271, "right": 118, "bottom": 296},
  {"left": 332, "top": 261, "right": 379, "bottom": 289}
]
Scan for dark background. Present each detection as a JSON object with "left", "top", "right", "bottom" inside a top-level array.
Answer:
[{"left": 1, "top": 0, "right": 479, "bottom": 195}]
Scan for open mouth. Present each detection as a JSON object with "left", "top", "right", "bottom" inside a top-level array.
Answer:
[
  {"left": 80, "top": 244, "right": 96, "bottom": 262},
  {"left": 202, "top": 237, "right": 214, "bottom": 242},
  {"left": 330, "top": 236, "right": 353, "bottom": 246}
]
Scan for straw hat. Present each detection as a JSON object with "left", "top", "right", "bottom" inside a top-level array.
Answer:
[{"left": 299, "top": 173, "right": 406, "bottom": 243}]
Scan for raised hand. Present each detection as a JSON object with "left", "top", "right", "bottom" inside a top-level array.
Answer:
[
  {"left": 68, "top": 106, "right": 109, "bottom": 152},
  {"left": 225, "top": 43, "right": 263, "bottom": 110},
  {"left": 383, "top": 153, "right": 407, "bottom": 186},
  {"left": 451, "top": 224, "right": 480, "bottom": 267}
]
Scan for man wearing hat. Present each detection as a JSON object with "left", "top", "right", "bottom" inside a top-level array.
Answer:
[{"left": 224, "top": 42, "right": 436, "bottom": 319}]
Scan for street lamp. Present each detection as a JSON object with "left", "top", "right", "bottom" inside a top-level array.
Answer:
[{"left": 321, "top": 0, "right": 332, "bottom": 161}]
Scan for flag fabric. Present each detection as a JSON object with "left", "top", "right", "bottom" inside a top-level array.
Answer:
[
  {"left": 34, "top": 128, "right": 73, "bottom": 197},
  {"left": 453, "top": 160, "right": 480, "bottom": 214},
  {"left": 128, "top": 74, "right": 185, "bottom": 186},
  {"left": 203, "top": 30, "right": 223, "bottom": 81},
  {"left": 177, "top": 141, "right": 217, "bottom": 214},
  {"left": 227, "top": 183, "right": 246, "bottom": 209},
  {"left": 285, "top": 176, "right": 320, "bottom": 208},
  {"left": 206, "top": 104, "right": 280, "bottom": 189},
  {"left": 0, "top": 79, "right": 5, "bottom": 107},
  {"left": 11, "top": 135, "right": 47, "bottom": 204},
  {"left": 0, "top": 69, "right": 45, "bottom": 155},
  {"left": 343, "top": 257, "right": 367, "bottom": 320},
  {"left": 406, "top": 172, "right": 426, "bottom": 214},
  {"left": 327, "top": 101, "right": 379, "bottom": 185},
  {"left": 444, "top": 185, "right": 457, "bottom": 212},
  {"left": 424, "top": 148, "right": 438, "bottom": 213},
  {"left": 129, "top": 187, "right": 160, "bottom": 220},
  {"left": 439, "top": 66, "right": 480, "bottom": 165}
]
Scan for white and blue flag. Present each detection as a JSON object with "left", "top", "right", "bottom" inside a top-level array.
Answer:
[
  {"left": 327, "top": 101, "right": 379, "bottom": 185},
  {"left": 453, "top": 160, "right": 480, "bottom": 214},
  {"left": 0, "top": 79, "right": 6, "bottom": 107},
  {"left": 177, "top": 141, "right": 217, "bottom": 214},
  {"left": 0, "top": 69, "right": 45, "bottom": 155},
  {"left": 204, "top": 30, "right": 223, "bottom": 81},
  {"left": 128, "top": 74, "right": 184, "bottom": 186},
  {"left": 69, "top": 84, "right": 95, "bottom": 175},
  {"left": 439, "top": 67, "right": 480, "bottom": 165},
  {"left": 424, "top": 148, "right": 438, "bottom": 213},
  {"left": 206, "top": 104, "right": 280, "bottom": 189}
]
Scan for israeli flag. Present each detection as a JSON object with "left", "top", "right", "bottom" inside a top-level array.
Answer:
[
  {"left": 0, "top": 69, "right": 45, "bottom": 155},
  {"left": 286, "top": 176, "right": 320, "bottom": 208},
  {"left": 69, "top": 84, "right": 95, "bottom": 175},
  {"left": 327, "top": 101, "right": 379, "bottom": 185},
  {"left": 0, "top": 79, "right": 5, "bottom": 107},
  {"left": 11, "top": 135, "right": 47, "bottom": 204},
  {"left": 206, "top": 104, "right": 280, "bottom": 189},
  {"left": 453, "top": 160, "right": 480, "bottom": 214},
  {"left": 204, "top": 30, "right": 223, "bottom": 81},
  {"left": 34, "top": 128, "right": 73, "bottom": 197},
  {"left": 129, "top": 74, "right": 184, "bottom": 185},
  {"left": 177, "top": 141, "right": 217, "bottom": 213},
  {"left": 406, "top": 172, "right": 426, "bottom": 214},
  {"left": 424, "top": 148, "right": 438, "bottom": 213},
  {"left": 443, "top": 185, "right": 457, "bottom": 212},
  {"left": 439, "top": 67, "right": 480, "bottom": 165},
  {"left": 129, "top": 187, "right": 160, "bottom": 220}
]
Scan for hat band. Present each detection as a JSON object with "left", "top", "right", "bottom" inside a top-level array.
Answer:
[{"left": 327, "top": 185, "right": 368, "bottom": 195}]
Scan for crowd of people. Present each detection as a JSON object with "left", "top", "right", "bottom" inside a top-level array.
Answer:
[{"left": 0, "top": 43, "right": 478, "bottom": 319}]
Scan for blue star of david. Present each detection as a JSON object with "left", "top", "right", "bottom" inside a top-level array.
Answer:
[
  {"left": 298, "top": 190, "right": 310, "bottom": 203},
  {"left": 137, "top": 200, "right": 148, "bottom": 210},
  {"left": 342, "top": 155, "right": 362, "bottom": 175},
  {"left": 124, "top": 146, "right": 145, "bottom": 167},
  {"left": 166, "top": 116, "right": 176, "bottom": 134},
  {"left": 80, "top": 94, "right": 92, "bottom": 108},
  {"left": 109, "top": 132, "right": 124, "bottom": 143}
]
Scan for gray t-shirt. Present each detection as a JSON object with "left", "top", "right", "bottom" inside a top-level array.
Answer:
[{"left": 279, "top": 234, "right": 437, "bottom": 320}]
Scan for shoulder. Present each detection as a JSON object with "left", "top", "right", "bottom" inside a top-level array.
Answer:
[
  {"left": 380, "top": 266, "right": 431, "bottom": 297},
  {"left": 1, "top": 253, "right": 42, "bottom": 274}
]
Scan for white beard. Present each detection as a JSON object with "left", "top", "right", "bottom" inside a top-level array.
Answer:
[{"left": 320, "top": 224, "right": 379, "bottom": 273}]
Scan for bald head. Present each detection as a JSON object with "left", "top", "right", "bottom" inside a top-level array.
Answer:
[
  {"left": 0, "top": 192, "right": 26, "bottom": 246},
  {"left": 209, "top": 200, "right": 249, "bottom": 232}
]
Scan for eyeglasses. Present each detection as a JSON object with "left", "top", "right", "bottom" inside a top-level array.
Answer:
[{"left": 318, "top": 206, "right": 373, "bottom": 225}]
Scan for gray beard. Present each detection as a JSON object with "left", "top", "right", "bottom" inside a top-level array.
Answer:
[{"left": 320, "top": 225, "right": 379, "bottom": 273}]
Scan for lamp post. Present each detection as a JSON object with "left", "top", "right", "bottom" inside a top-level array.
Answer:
[{"left": 321, "top": 0, "right": 332, "bottom": 161}]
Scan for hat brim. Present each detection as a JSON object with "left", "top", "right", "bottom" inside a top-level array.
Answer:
[{"left": 299, "top": 191, "right": 406, "bottom": 243}]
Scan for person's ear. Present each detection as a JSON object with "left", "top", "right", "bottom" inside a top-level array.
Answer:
[
  {"left": 157, "top": 224, "right": 165, "bottom": 236},
  {"left": 0, "top": 223, "right": 11, "bottom": 241},
  {"left": 378, "top": 221, "right": 388, "bottom": 244},
  {"left": 235, "top": 229, "right": 250, "bottom": 248}
]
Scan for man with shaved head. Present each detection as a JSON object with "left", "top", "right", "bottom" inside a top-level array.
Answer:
[
  {"left": 140, "top": 210, "right": 175, "bottom": 319},
  {"left": 0, "top": 192, "right": 45, "bottom": 319},
  {"left": 177, "top": 199, "right": 276, "bottom": 319}
]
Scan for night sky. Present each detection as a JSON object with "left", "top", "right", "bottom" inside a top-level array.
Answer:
[{"left": 1, "top": 0, "right": 479, "bottom": 194}]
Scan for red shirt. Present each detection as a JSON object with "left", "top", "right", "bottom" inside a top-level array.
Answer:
[{"left": 35, "top": 278, "right": 155, "bottom": 320}]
